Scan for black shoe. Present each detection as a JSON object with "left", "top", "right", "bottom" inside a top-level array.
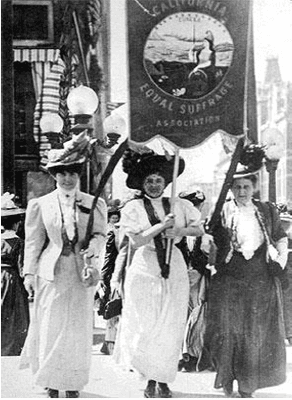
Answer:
[
  {"left": 238, "top": 391, "right": 253, "bottom": 398},
  {"left": 178, "top": 359, "right": 185, "bottom": 371},
  {"left": 223, "top": 382, "right": 233, "bottom": 397},
  {"left": 47, "top": 388, "right": 59, "bottom": 398},
  {"left": 100, "top": 342, "right": 110, "bottom": 355},
  {"left": 183, "top": 356, "right": 198, "bottom": 372},
  {"left": 65, "top": 391, "right": 80, "bottom": 398},
  {"left": 144, "top": 381, "right": 156, "bottom": 398},
  {"left": 157, "top": 383, "right": 172, "bottom": 398}
]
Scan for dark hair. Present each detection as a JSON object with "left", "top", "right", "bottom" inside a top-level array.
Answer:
[
  {"left": 108, "top": 209, "right": 121, "bottom": 219},
  {"left": 48, "top": 163, "right": 84, "bottom": 177},
  {"left": 122, "top": 149, "right": 185, "bottom": 190}
]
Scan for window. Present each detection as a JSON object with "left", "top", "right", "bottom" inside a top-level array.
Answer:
[
  {"left": 13, "top": 0, "right": 54, "bottom": 47},
  {"left": 14, "top": 62, "right": 38, "bottom": 155}
]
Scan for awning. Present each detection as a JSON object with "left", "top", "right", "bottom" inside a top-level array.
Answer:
[{"left": 13, "top": 48, "right": 59, "bottom": 63}]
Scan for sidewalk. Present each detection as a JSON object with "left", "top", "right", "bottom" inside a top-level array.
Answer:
[{"left": 2, "top": 342, "right": 292, "bottom": 399}]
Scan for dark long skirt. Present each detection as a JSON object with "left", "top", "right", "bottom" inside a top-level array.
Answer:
[
  {"left": 204, "top": 245, "right": 286, "bottom": 394},
  {"left": 1, "top": 266, "right": 30, "bottom": 356},
  {"left": 283, "top": 252, "right": 292, "bottom": 339}
]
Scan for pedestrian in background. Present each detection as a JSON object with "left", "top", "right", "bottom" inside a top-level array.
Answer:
[
  {"left": 177, "top": 190, "right": 211, "bottom": 373},
  {"left": 19, "top": 134, "right": 107, "bottom": 398},
  {"left": 1, "top": 193, "right": 29, "bottom": 356},
  {"left": 204, "top": 146, "right": 288, "bottom": 398},
  {"left": 99, "top": 205, "right": 121, "bottom": 355},
  {"left": 113, "top": 148, "right": 204, "bottom": 398}
]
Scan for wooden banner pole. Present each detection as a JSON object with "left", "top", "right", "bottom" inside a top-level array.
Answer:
[
  {"left": 205, "top": 136, "right": 245, "bottom": 234},
  {"left": 82, "top": 139, "right": 128, "bottom": 250},
  {"left": 165, "top": 148, "right": 180, "bottom": 265}
]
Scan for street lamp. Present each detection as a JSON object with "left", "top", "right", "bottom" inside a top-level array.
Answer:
[
  {"left": 66, "top": 86, "right": 125, "bottom": 193},
  {"left": 102, "top": 113, "right": 126, "bottom": 148},
  {"left": 67, "top": 85, "right": 125, "bottom": 148},
  {"left": 67, "top": 85, "right": 100, "bottom": 192},
  {"left": 39, "top": 113, "right": 64, "bottom": 148},
  {"left": 263, "top": 127, "right": 283, "bottom": 203},
  {"left": 67, "top": 84, "right": 99, "bottom": 125}
]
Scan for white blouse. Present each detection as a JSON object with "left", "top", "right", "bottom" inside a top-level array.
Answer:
[
  {"left": 236, "top": 202, "right": 264, "bottom": 259},
  {"left": 119, "top": 196, "right": 202, "bottom": 246},
  {"left": 56, "top": 185, "right": 78, "bottom": 241}
]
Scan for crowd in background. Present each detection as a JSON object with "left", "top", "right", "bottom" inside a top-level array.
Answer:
[{"left": 1, "top": 143, "right": 292, "bottom": 398}]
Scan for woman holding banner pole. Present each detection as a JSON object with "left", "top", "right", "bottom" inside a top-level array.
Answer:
[
  {"left": 113, "top": 148, "right": 204, "bottom": 398},
  {"left": 204, "top": 146, "right": 288, "bottom": 398}
]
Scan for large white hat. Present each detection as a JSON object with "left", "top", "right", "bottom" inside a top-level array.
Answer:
[
  {"left": 1, "top": 193, "right": 25, "bottom": 217},
  {"left": 46, "top": 131, "right": 90, "bottom": 169}
]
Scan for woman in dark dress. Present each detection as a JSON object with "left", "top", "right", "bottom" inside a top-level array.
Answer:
[
  {"left": 204, "top": 151, "right": 288, "bottom": 398},
  {"left": 279, "top": 212, "right": 292, "bottom": 344},
  {"left": 99, "top": 206, "right": 121, "bottom": 355},
  {"left": 1, "top": 193, "right": 29, "bottom": 356}
]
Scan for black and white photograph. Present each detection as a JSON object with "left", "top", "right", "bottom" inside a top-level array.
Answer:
[{"left": 1, "top": 0, "right": 292, "bottom": 398}]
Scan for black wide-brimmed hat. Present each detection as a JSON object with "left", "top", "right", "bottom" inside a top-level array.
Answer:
[
  {"left": 232, "top": 144, "right": 266, "bottom": 179},
  {"left": 122, "top": 148, "right": 185, "bottom": 190}
]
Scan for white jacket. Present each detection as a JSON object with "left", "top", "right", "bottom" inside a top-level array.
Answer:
[{"left": 23, "top": 189, "right": 107, "bottom": 281}]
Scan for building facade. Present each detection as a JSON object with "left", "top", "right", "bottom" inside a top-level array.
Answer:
[
  {"left": 1, "top": 2, "right": 291, "bottom": 209},
  {"left": 257, "top": 56, "right": 292, "bottom": 205},
  {"left": 1, "top": 0, "right": 111, "bottom": 206}
]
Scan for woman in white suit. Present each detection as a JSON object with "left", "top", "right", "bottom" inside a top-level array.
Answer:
[{"left": 20, "top": 138, "right": 107, "bottom": 398}]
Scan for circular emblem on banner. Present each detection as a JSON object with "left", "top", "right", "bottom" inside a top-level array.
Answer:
[{"left": 144, "top": 12, "right": 234, "bottom": 100}]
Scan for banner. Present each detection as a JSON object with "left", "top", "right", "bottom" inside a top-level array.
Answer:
[{"left": 127, "top": 0, "right": 256, "bottom": 148}]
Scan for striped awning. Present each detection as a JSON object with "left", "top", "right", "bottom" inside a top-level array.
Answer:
[{"left": 13, "top": 48, "right": 60, "bottom": 63}]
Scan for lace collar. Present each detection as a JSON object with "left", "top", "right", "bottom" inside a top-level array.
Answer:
[
  {"left": 222, "top": 199, "right": 265, "bottom": 262},
  {"left": 56, "top": 184, "right": 79, "bottom": 204}
]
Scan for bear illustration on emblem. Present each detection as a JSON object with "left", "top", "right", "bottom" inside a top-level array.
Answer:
[{"left": 144, "top": 12, "right": 234, "bottom": 100}]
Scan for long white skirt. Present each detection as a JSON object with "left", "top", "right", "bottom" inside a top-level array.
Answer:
[
  {"left": 19, "top": 254, "right": 95, "bottom": 391},
  {"left": 114, "top": 244, "right": 189, "bottom": 383}
]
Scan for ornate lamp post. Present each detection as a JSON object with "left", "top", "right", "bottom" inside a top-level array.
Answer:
[
  {"left": 103, "top": 113, "right": 126, "bottom": 148},
  {"left": 264, "top": 143, "right": 282, "bottom": 204},
  {"left": 67, "top": 84, "right": 99, "bottom": 126},
  {"left": 66, "top": 85, "right": 99, "bottom": 192},
  {"left": 262, "top": 126, "right": 284, "bottom": 204},
  {"left": 101, "top": 113, "right": 126, "bottom": 201},
  {"left": 67, "top": 84, "right": 124, "bottom": 147},
  {"left": 67, "top": 85, "right": 125, "bottom": 193},
  {"left": 39, "top": 114, "right": 64, "bottom": 148},
  {"left": 40, "top": 86, "right": 125, "bottom": 196}
]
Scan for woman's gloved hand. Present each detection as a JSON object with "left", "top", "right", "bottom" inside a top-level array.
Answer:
[
  {"left": 80, "top": 249, "right": 100, "bottom": 287},
  {"left": 274, "top": 238, "right": 288, "bottom": 269},
  {"left": 96, "top": 279, "right": 107, "bottom": 299},
  {"left": 163, "top": 213, "right": 175, "bottom": 230},
  {"left": 110, "top": 279, "right": 121, "bottom": 295},
  {"left": 24, "top": 274, "right": 35, "bottom": 300},
  {"left": 81, "top": 266, "right": 100, "bottom": 287}
]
